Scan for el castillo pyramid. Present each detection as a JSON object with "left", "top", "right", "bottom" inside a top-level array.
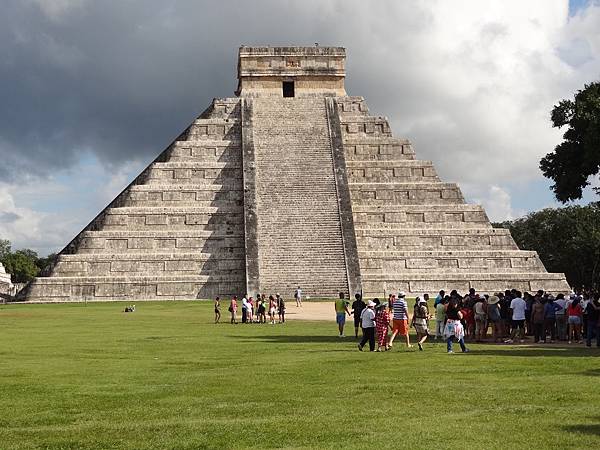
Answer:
[{"left": 22, "top": 46, "right": 569, "bottom": 301}]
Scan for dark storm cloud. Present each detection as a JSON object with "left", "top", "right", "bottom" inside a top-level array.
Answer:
[
  {"left": 1, "top": 1, "right": 595, "bottom": 192},
  {"left": 0, "top": 0, "right": 436, "bottom": 181}
]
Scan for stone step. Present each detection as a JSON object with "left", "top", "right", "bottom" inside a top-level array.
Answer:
[
  {"left": 352, "top": 204, "right": 489, "bottom": 227},
  {"left": 24, "top": 275, "right": 246, "bottom": 302},
  {"left": 186, "top": 118, "right": 240, "bottom": 141},
  {"left": 74, "top": 230, "right": 244, "bottom": 254},
  {"left": 347, "top": 159, "right": 439, "bottom": 182},
  {"left": 123, "top": 184, "right": 243, "bottom": 206},
  {"left": 349, "top": 182, "right": 464, "bottom": 205},
  {"left": 168, "top": 140, "right": 241, "bottom": 162},
  {"left": 100, "top": 207, "right": 243, "bottom": 230},
  {"left": 203, "top": 98, "right": 241, "bottom": 120},
  {"left": 340, "top": 116, "right": 392, "bottom": 137},
  {"left": 336, "top": 96, "right": 369, "bottom": 115},
  {"left": 361, "top": 272, "right": 571, "bottom": 296},
  {"left": 146, "top": 163, "right": 242, "bottom": 184},
  {"left": 359, "top": 249, "right": 545, "bottom": 274},
  {"left": 53, "top": 252, "right": 245, "bottom": 277}
]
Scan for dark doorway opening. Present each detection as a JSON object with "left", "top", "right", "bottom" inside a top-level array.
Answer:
[{"left": 283, "top": 81, "right": 295, "bottom": 97}]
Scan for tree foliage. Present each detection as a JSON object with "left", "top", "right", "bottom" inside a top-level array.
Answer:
[
  {"left": 540, "top": 81, "right": 600, "bottom": 202},
  {"left": 494, "top": 203, "right": 600, "bottom": 289},
  {"left": 0, "top": 239, "right": 58, "bottom": 283},
  {"left": 1, "top": 252, "right": 39, "bottom": 283}
]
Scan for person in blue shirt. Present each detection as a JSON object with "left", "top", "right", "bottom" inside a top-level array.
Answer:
[{"left": 543, "top": 295, "right": 561, "bottom": 343}]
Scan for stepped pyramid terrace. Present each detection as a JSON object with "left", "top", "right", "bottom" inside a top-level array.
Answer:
[{"left": 22, "top": 46, "right": 570, "bottom": 301}]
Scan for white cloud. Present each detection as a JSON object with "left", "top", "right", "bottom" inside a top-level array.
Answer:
[
  {"left": 466, "top": 184, "right": 524, "bottom": 221},
  {"left": 0, "top": 183, "right": 71, "bottom": 255}
]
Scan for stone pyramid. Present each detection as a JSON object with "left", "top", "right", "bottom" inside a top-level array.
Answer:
[{"left": 22, "top": 46, "right": 569, "bottom": 301}]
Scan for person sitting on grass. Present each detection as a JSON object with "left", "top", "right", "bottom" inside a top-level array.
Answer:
[{"left": 334, "top": 292, "right": 351, "bottom": 337}]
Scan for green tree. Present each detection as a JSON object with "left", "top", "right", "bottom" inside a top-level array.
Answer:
[
  {"left": 36, "top": 252, "right": 58, "bottom": 273},
  {"left": 1, "top": 252, "right": 39, "bottom": 283},
  {"left": 540, "top": 81, "right": 600, "bottom": 202},
  {"left": 494, "top": 203, "right": 600, "bottom": 289}
]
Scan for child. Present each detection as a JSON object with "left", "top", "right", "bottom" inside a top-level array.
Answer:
[{"left": 375, "top": 301, "right": 391, "bottom": 351}]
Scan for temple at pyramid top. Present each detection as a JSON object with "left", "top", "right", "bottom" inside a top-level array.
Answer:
[{"left": 236, "top": 46, "right": 347, "bottom": 97}]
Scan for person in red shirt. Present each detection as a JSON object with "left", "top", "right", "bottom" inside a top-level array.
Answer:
[{"left": 567, "top": 297, "right": 583, "bottom": 343}]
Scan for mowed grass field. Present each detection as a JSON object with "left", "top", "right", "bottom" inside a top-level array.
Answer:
[{"left": 1, "top": 301, "right": 599, "bottom": 450}]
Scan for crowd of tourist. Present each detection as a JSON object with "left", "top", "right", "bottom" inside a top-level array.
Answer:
[
  {"left": 343, "top": 288, "right": 600, "bottom": 352},
  {"left": 212, "top": 285, "right": 600, "bottom": 354},
  {"left": 214, "top": 293, "right": 290, "bottom": 325}
]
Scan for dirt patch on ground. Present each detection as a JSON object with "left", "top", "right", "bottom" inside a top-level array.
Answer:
[{"left": 285, "top": 301, "right": 337, "bottom": 321}]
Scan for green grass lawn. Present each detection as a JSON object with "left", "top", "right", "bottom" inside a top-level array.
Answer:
[{"left": 1, "top": 301, "right": 599, "bottom": 450}]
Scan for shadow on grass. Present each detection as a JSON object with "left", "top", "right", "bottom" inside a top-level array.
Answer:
[
  {"left": 471, "top": 347, "right": 599, "bottom": 358},
  {"left": 229, "top": 334, "right": 353, "bottom": 344},
  {"left": 563, "top": 417, "right": 600, "bottom": 436}
]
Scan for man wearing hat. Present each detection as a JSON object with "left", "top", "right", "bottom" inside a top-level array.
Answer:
[
  {"left": 487, "top": 295, "right": 502, "bottom": 342},
  {"left": 358, "top": 300, "right": 377, "bottom": 351},
  {"left": 388, "top": 291, "right": 412, "bottom": 348}
]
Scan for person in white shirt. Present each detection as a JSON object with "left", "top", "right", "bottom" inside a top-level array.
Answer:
[
  {"left": 358, "top": 301, "right": 377, "bottom": 351},
  {"left": 505, "top": 291, "right": 526, "bottom": 343},
  {"left": 294, "top": 286, "right": 302, "bottom": 307}
]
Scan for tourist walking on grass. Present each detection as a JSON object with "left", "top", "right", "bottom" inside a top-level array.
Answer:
[
  {"left": 444, "top": 298, "right": 469, "bottom": 353},
  {"left": 375, "top": 301, "right": 391, "bottom": 351},
  {"left": 567, "top": 297, "right": 583, "bottom": 343},
  {"left": 351, "top": 293, "right": 366, "bottom": 339},
  {"left": 229, "top": 296, "right": 238, "bottom": 324},
  {"left": 531, "top": 296, "right": 545, "bottom": 343},
  {"left": 294, "top": 286, "right": 302, "bottom": 307},
  {"left": 335, "top": 292, "right": 351, "bottom": 337},
  {"left": 388, "top": 292, "right": 412, "bottom": 348},
  {"left": 358, "top": 301, "right": 377, "bottom": 351},
  {"left": 277, "top": 293, "right": 286, "bottom": 323},
  {"left": 505, "top": 291, "right": 526, "bottom": 344},
  {"left": 412, "top": 297, "right": 430, "bottom": 351},
  {"left": 214, "top": 296, "right": 221, "bottom": 324}
]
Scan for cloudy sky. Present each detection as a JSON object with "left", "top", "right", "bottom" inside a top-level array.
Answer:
[{"left": 1, "top": 0, "right": 599, "bottom": 255}]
